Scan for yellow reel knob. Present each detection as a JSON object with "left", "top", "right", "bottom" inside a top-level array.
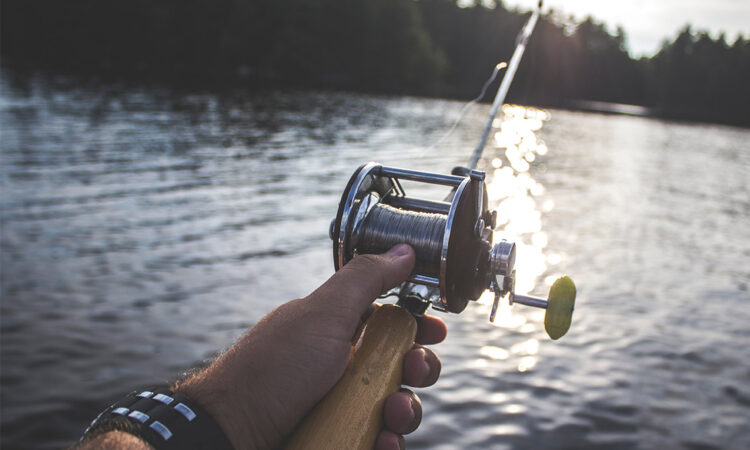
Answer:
[{"left": 544, "top": 276, "right": 576, "bottom": 340}]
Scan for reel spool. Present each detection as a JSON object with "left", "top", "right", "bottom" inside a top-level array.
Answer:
[{"left": 330, "top": 162, "right": 576, "bottom": 339}]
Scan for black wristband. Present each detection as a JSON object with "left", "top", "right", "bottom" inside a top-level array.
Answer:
[{"left": 82, "top": 386, "right": 233, "bottom": 450}]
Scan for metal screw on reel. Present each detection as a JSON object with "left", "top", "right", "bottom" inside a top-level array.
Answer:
[{"left": 330, "top": 162, "right": 577, "bottom": 340}]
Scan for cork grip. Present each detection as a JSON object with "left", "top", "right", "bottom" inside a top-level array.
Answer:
[{"left": 284, "top": 304, "right": 418, "bottom": 450}]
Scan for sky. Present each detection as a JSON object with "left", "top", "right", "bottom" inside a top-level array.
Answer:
[{"left": 500, "top": 0, "right": 750, "bottom": 56}]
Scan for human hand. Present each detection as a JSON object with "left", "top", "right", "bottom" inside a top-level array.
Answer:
[{"left": 175, "top": 244, "right": 447, "bottom": 449}]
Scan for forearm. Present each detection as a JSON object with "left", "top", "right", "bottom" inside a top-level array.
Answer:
[{"left": 73, "top": 248, "right": 435, "bottom": 450}]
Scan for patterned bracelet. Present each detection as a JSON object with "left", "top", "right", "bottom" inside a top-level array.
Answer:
[{"left": 82, "top": 385, "right": 233, "bottom": 450}]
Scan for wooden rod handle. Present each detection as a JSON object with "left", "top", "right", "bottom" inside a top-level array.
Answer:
[{"left": 284, "top": 304, "right": 418, "bottom": 450}]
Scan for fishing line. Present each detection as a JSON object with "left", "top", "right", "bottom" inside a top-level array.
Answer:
[
  {"left": 419, "top": 1, "right": 543, "bottom": 168},
  {"left": 423, "top": 62, "right": 508, "bottom": 153},
  {"left": 354, "top": 2, "right": 545, "bottom": 287},
  {"left": 357, "top": 203, "right": 446, "bottom": 277},
  {"left": 469, "top": 0, "right": 542, "bottom": 169}
]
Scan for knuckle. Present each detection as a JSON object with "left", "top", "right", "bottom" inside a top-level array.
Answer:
[{"left": 350, "top": 253, "right": 383, "bottom": 270}]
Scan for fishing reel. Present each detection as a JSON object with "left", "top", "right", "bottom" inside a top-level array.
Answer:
[{"left": 330, "top": 162, "right": 576, "bottom": 339}]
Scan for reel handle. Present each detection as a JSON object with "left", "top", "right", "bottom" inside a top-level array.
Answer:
[
  {"left": 493, "top": 275, "right": 577, "bottom": 340},
  {"left": 543, "top": 276, "right": 576, "bottom": 340},
  {"left": 284, "top": 304, "right": 417, "bottom": 450}
]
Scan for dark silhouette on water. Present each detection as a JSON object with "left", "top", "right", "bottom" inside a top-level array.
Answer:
[{"left": 2, "top": 0, "right": 748, "bottom": 126}]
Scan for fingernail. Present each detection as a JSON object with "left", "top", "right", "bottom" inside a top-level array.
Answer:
[
  {"left": 386, "top": 244, "right": 411, "bottom": 258},
  {"left": 405, "top": 395, "right": 416, "bottom": 424}
]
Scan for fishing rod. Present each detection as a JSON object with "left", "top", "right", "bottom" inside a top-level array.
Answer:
[
  {"left": 286, "top": 2, "right": 576, "bottom": 448},
  {"left": 470, "top": 0, "right": 543, "bottom": 170}
]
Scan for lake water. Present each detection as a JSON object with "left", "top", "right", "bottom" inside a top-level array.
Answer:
[{"left": 1, "top": 74, "right": 749, "bottom": 450}]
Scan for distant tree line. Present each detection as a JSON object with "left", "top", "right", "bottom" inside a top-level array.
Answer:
[{"left": 1, "top": 0, "right": 748, "bottom": 126}]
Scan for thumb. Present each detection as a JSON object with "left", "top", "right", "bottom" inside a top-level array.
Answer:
[{"left": 307, "top": 244, "right": 416, "bottom": 319}]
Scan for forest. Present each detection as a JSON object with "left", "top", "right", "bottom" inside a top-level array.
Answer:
[{"left": 1, "top": 0, "right": 748, "bottom": 126}]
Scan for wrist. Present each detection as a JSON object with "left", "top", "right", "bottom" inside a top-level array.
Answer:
[
  {"left": 82, "top": 385, "right": 233, "bottom": 450},
  {"left": 173, "top": 368, "right": 269, "bottom": 450}
]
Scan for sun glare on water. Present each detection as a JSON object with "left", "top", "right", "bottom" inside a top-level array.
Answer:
[{"left": 479, "top": 105, "right": 561, "bottom": 339}]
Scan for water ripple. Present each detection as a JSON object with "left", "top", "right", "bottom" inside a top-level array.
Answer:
[{"left": 2, "top": 75, "right": 750, "bottom": 449}]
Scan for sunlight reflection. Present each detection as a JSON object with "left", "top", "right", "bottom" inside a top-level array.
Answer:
[
  {"left": 547, "top": 253, "right": 562, "bottom": 265},
  {"left": 489, "top": 392, "right": 510, "bottom": 403},
  {"left": 480, "top": 345, "right": 511, "bottom": 360},
  {"left": 532, "top": 232, "right": 548, "bottom": 248},
  {"left": 502, "top": 404, "right": 527, "bottom": 414},
  {"left": 484, "top": 104, "right": 555, "bottom": 328},
  {"left": 511, "top": 338, "right": 540, "bottom": 356},
  {"left": 471, "top": 358, "right": 490, "bottom": 369},
  {"left": 517, "top": 356, "right": 537, "bottom": 372},
  {"left": 490, "top": 424, "right": 528, "bottom": 436},
  {"left": 544, "top": 274, "right": 561, "bottom": 287}
]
